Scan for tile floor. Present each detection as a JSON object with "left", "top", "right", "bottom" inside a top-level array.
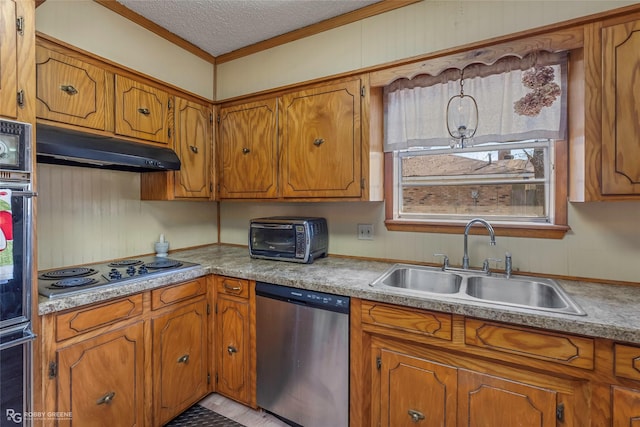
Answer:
[
  {"left": 165, "top": 404, "right": 243, "bottom": 427},
  {"left": 166, "top": 393, "right": 290, "bottom": 427}
]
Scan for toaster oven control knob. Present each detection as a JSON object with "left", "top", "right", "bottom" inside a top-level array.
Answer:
[{"left": 109, "top": 269, "right": 122, "bottom": 280}]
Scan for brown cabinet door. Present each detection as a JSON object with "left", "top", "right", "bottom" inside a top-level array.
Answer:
[
  {"left": 218, "top": 99, "right": 278, "bottom": 198},
  {"left": 216, "top": 295, "right": 250, "bottom": 404},
  {"left": 115, "top": 74, "right": 171, "bottom": 144},
  {"left": 458, "top": 370, "right": 557, "bottom": 427},
  {"left": 612, "top": 386, "right": 640, "bottom": 427},
  {"left": 379, "top": 348, "right": 457, "bottom": 427},
  {"left": 35, "top": 45, "right": 108, "bottom": 130},
  {"left": 0, "top": 0, "right": 18, "bottom": 119},
  {"left": 602, "top": 20, "right": 640, "bottom": 195},
  {"left": 153, "top": 299, "right": 209, "bottom": 425},
  {"left": 56, "top": 322, "right": 145, "bottom": 427},
  {"left": 173, "top": 97, "right": 212, "bottom": 199},
  {"left": 279, "top": 78, "right": 362, "bottom": 198}
]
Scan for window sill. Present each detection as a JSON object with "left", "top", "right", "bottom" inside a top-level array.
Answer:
[{"left": 384, "top": 220, "right": 570, "bottom": 239}]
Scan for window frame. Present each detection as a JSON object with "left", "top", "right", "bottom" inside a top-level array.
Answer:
[
  {"left": 383, "top": 139, "right": 569, "bottom": 239},
  {"left": 393, "top": 140, "right": 555, "bottom": 223}
]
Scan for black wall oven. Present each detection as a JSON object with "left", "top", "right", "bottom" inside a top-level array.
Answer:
[{"left": 0, "top": 119, "right": 35, "bottom": 427}]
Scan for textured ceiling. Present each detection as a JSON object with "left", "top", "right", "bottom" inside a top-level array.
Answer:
[{"left": 116, "top": 0, "right": 381, "bottom": 57}]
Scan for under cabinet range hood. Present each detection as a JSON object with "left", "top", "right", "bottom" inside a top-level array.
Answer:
[{"left": 35, "top": 125, "right": 181, "bottom": 172}]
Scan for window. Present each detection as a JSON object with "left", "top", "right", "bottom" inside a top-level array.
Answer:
[
  {"left": 383, "top": 52, "right": 569, "bottom": 238},
  {"left": 394, "top": 139, "right": 553, "bottom": 222}
]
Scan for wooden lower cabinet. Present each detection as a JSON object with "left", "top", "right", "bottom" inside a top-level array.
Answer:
[
  {"left": 55, "top": 322, "right": 145, "bottom": 427},
  {"left": 152, "top": 299, "right": 208, "bottom": 425},
  {"left": 458, "top": 370, "right": 558, "bottom": 427},
  {"left": 377, "top": 348, "right": 457, "bottom": 427},
  {"left": 373, "top": 344, "right": 572, "bottom": 427},
  {"left": 42, "top": 278, "right": 211, "bottom": 427},
  {"left": 215, "top": 293, "right": 251, "bottom": 405},
  {"left": 612, "top": 386, "right": 640, "bottom": 427},
  {"left": 358, "top": 300, "right": 590, "bottom": 427}
]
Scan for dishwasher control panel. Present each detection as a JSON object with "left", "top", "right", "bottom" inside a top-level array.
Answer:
[{"left": 256, "top": 281, "right": 350, "bottom": 313}]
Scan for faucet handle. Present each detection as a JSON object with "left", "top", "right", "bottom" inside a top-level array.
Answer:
[
  {"left": 433, "top": 253, "right": 449, "bottom": 270},
  {"left": 482, "top": 258, "right": 502, "bottom": 275}
]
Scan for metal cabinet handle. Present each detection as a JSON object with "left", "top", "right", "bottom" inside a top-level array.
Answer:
[
  {"left": 177, "top": 354, "right": 190, "bottom": 364},
  {"left": 60, "top": 85, "right": 78, "bottom": 95},
  {"left": 223, "top": 283, "right": 241, "bottom": 292},
  {"left": 227, "top": 345, "right": 238, "bottom": 355},
  {"left": 96, "top": 391, "right": 116, "bottom": 405},
  {"left": 242, "top": 147, "right": 250, "bottom": 154},
  {"left": 407, "top": 409, "right": 425, "bottom": 423},
  {"left": 189, "top": 145, "right": 198, "bottom": 154},
  {"left": 137, "top": 108, "right": 150, "bottom": 115},
  {"left": 313, "top": 138, "right": 325, "bottom": 146}
]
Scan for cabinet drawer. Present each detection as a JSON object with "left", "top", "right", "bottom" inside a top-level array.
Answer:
[
  {"left": 361, "top": 301, "right": 452, "bottom": 341},
  {"left": 55, "top": 294, "right": 143, "bottom": 341},
  {"left": 465, "top": 318, "right": 594, "bottom": 369},
  {"left": 216, "top": 276, "right": 249, "bottom": 299},
  {"left": 151, "top": 278, "right": 207, "bottom": 310},
  {"left": 614, "top": 344, "right": 640, "bottom": 381}
]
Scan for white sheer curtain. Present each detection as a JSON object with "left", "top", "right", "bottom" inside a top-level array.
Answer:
[{"left": 384, "top": 52, "right": 568, "bottom": 152}]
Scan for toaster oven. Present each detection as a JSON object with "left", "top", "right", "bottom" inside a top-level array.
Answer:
[{"left": 249, "top": 217, "right": 328, "bottom": 263}]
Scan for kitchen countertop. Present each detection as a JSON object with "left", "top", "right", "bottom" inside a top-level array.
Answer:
[{"left": 38, "top": 244, "right": 640, "bottom": 344}]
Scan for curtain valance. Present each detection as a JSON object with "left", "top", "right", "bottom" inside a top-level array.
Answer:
[{"left": 384, "top": 51, "right": 568, "bottom": 152}]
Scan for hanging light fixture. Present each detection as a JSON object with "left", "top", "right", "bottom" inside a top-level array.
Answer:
[{"left": 446, "top": 68, "right": 478, "bottom": 148}]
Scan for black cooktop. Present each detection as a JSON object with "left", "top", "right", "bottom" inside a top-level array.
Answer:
[{"left": 38, "top": 255, "right": 200, "bottom": 299}]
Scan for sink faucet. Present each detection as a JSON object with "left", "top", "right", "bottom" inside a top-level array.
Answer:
[{"left": 462, "top": 218, "right": 496, "bottom": 270}]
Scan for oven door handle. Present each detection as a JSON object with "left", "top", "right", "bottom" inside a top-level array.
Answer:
[
  {"left": 251, "top": 224, "right": 293, "bottom": 230},
  {"left": 0, "top": 330, "right": 37, "bottom": 350},
  {"left": 11, "top": 191, "right": 37, "bottom": 198}
]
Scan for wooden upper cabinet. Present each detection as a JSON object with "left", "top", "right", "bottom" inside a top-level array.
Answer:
[
  {"left": 279, "top": 78, "right": 362, "bottom": 198},
  {"left": 601, "top": 19, "right": 640, "bottom": 195},
  {"left": 115, "top": 74, "right": 172, "bottom": 145},
  {"left": 35, "top": 45, "right": 109, "bottom": 130},
  {"left": 140, "top": 98, "right": 214, "bottom": 200},
  {"left": 173, "top": 97, "right": 212, "bottom": 199},
  {"left": 217, "top": 75, "right": 381, "bottom": 202},
  {"left": 218, "top": 98, "right": 278, "bottom": 198},
  {"left": 0, "top": 0, "right": 19, "bottom": 119}
]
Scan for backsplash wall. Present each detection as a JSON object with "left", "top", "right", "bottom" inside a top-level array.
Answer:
[
  {"left": 219, "top": 201, "right": 640, "bottom": 284},
  {"left": 36, "top": 164, "right": 218, "bottom": 270}
]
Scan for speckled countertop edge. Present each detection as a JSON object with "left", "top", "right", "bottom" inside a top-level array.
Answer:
[{"left": 38, "top": 244, "right": 640, "bottom": 344}]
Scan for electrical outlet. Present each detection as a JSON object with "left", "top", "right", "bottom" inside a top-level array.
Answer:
[{"left": 358, "top": 224, "right": 374, "bottom": 240}]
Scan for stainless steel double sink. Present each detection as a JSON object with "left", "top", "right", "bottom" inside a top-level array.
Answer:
[{"left": 370, "top": 264, "right": 586, "bottom": 316}]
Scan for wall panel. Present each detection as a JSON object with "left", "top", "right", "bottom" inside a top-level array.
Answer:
[{"left": 37, "top": 164, "right": 217, "bottom": 270}]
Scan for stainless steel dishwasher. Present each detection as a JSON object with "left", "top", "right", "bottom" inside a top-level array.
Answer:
[{"left": 256, "top": 281, "right": 349, "bottom": 427}]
